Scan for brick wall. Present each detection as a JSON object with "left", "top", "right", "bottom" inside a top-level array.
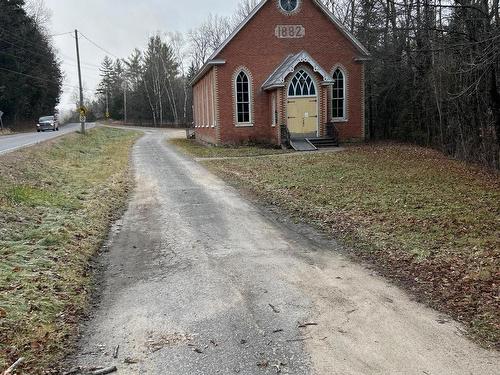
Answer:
[
  {"left": 193, "top": 68, "right": 218, "bottom": 144},
  {"left": 195, "top": 0, "right": 366, "bottom": 145}
]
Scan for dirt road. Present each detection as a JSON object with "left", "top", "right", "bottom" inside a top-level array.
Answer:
[{"left": 71, "top": 129, "right": 499, "bottom": 374}]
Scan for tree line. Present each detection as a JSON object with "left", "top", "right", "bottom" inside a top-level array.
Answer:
[
  {"left": 89, "top": 34, "right": 191, "bottom": 127},
  {"left": 1, "top": 0, "right": 497, "bottom": 167},
  {"left": 0, "top": 0, "right": 62, "bottom": 129},
  {"left": 93, "top": 0, "right": 498, "bottom": 167},
  {"left": 338, "top": 0, "right": 499, "bottom": 168},
  {"left": 89, "top": 1, "right": 258, "bottom": 127}
]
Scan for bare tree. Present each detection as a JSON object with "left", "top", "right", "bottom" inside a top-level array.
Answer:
[
  {"left": 187, "top": 14, "right": 233, "bottom": 69},
  {"left": 24, "top": 0, "right": 52, "bottom": 33},
  {"left": 166, "top": 32, "right": 190, "bottom": 123},
  {"left": 232, "top": 0, "right": 260, "bottom": 25}
]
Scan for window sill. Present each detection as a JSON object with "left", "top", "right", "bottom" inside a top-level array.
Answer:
[
  {"left": 235, "top": 123, "right": 254, "bottom": 128},
  {"left": 332, "top": 118, "right": 348, "bottom": 123}
]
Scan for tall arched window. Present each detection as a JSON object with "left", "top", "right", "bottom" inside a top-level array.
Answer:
[
  {"left": 235, "top": 71, "right": 251, "bottom": 124},
  {"left": 332, "top": 68, "right": 346, "bottom": 120},
  {"left": 288, "top": 69, "right": 316, "bottom": 97}
]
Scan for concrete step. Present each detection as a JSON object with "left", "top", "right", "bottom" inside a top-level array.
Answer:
[{"left": 307, "top": 137, "right": 339, "bottom": 148}]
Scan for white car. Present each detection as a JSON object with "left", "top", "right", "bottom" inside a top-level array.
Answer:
[{"left": 37, "top": 116, "right": 59, "bottom": 132}]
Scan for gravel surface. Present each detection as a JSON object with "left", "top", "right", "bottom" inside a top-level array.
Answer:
[{"left": 70, "top": 129, "right": 499, "bottom": 374}]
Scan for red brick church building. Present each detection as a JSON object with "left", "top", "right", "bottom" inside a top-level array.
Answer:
[{"left": 190, "top": 0, "right": 370, "bottom": 147}]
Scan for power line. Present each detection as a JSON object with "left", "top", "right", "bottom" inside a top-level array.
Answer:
[
  {"left": 0, "top": 36, "right": 53, "bottom": 60},
  {"left": 0, "top": 66, "right": 96, "bottom": 93},
  {"left": 49, "top": 31, "right": 73, "bottom": 37},
  {"left": 0, "top": 50, "right": 94, "bottom": 85},
  {"left": 0, "top": 26, "right": 41, "bottom": 48},
  {"left": 78, "top": 32, "right": 120, "bottom": 59},
  {"left": 1, "top": 27, "right": 112, "bottom": 69},
  {"left": 0, "top": 34, "right": 102, "bottom": 71}
]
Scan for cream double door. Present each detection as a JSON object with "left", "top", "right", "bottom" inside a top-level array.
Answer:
[{"left": 287, "top": 97, "right": 318, "bottom": 138}]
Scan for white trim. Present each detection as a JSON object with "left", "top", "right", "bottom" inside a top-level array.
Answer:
[
  {"left": 271, "top": 92, "right": 277, "bottom": 127},
  {"left": 204, "top": 77, "right": 209, "bottom": 126},
  {"left": 331, "top": 65, "right": 348, "bottom": 122},
  {"left": 287, "top": 69, "right": 318, "bottom": 97},
  {"left": 277, "top": 0, "right": 301, "bottom": 15},
  {"left": 233, "top": 67, "right": 254, "bottom": 127},
  {"left": 285, "top": 66, "right": 320, "bottom": 138},
  {"left": 314, "top": 0, "right": 369, "bottom": 56},
  {"left": 201, "top": 78, "right": 205, "bottom": 127},
  {"left": 262, "top": 51, "right": 334, "bottom": 90},
  {"left": 190, "top": 60, "right": 225, "bottom": 86},
  {"left": 191, "top": 0, "right": 369, "bottom": 86},
  {"left": 211, "top": 69, "right": 217, "bottom": 127}
]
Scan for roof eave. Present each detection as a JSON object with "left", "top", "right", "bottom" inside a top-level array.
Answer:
[
  {"left": 262, "top": 83, "right": 285, "bottom": 91},
  {"left": 313, "top": 0, "right": 370, "bottom": 57},
  {"left": 206, "top": 0, "right": 370, "bottom": 65},
  {"left": 263, "top": 80, "right": 334, "bottom": 91},
  {"left": 354, "top": 56, "right": 373, "bottom": 62},
  {"left": 204, "top": 0, "right": 268, "bottom": 63},
  {"left": 192, "top": 0, "right": 371, "bottom": 87},
  {"left": 189, "top": 59, "right": 226, "bottom": 86}
]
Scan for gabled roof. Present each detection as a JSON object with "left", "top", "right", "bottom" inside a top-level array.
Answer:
[
  {"left": 191, "top": 0, "right": 370, "bottom": 86},
  {"left": 262, "top": 51, "right": 334, "bottom": 90}
]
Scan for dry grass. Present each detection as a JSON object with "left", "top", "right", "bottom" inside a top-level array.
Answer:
[
  {"left": 169, "top": 138, "right": 290, "bottom": 158},
  {"left": 200, "top": 143, "right": 500, "bottom": 347},
  {"left": 0, "top": 129, "right": 13, "bottom": 136},
  {"left": 0, "top": 127, "right": 140, "bottom": 374}
]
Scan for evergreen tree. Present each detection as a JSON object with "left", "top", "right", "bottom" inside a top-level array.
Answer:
[{"left": 0, "top": 0, "right": 62, "bottom": 128}]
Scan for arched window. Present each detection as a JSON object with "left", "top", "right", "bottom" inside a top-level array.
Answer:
[
  {"left": 288, "top": 69, "right": 316, "bottom": 97},
  {"left": 235, "top": 70, "right": 251, "bottom": 124},
  {"left": 332, "top": 68, "right": 346, "bottom": 119}
]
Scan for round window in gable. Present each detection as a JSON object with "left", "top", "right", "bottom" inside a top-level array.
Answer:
[{"left": 279, "top": 0, "right": 299, "bottom": 14}]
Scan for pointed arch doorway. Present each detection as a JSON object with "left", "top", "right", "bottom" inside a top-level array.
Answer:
[{"left": 286, "top": 69, "right": 319, "bottom": 139}]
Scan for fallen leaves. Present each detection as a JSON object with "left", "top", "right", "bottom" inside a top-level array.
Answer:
[{"left": 203, "top": 143, "right": 500, "bottom": 347}]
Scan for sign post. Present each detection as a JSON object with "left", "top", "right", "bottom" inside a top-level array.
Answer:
[
  {"left": 0, "top": 111, "right": 4, "bottom": 130},
  {"left": 79, "top": 106, "right": 87, "bottom": 125}
]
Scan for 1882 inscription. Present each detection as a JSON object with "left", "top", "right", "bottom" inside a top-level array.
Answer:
[{"left": 275, "top": 25, "right": 305, "bottom": 39}]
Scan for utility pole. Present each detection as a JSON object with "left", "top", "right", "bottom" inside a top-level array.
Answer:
[
  {"left": 0, "top": 111, "right": 4, "bottom": 131},
  {"left": 74, "top": 29, "right": 85, "bottom": 134}
]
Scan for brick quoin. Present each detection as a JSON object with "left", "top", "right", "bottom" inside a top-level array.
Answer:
[{"left": 192, "top": 0, "right": 369, "bottom": 145}]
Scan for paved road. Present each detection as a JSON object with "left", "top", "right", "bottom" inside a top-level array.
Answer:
[
  {"left": 0, "top": 122, "right": 95, "bottom": 155},
  {"left": 71, "top": 129, "right": 499, "bottom": 374}
]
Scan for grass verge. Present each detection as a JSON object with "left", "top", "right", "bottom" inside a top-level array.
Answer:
[
  {"left": 198, "top": 143, "right": 500, "bottom": 347},
  {"left": 0, "top": 129, "right": 14, "bottom": 136},
  {"left": 0, "top": 127, "right": 140, "bottom": 373},
  {"left": 169, "top": 138, "right": 290, "bottom": 158}
]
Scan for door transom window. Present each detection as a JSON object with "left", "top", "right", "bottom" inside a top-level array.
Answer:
[{"left": 288, "top": 70, "right": 316, "bottom": 97}]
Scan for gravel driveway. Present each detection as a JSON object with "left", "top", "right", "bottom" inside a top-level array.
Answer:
[{"left": 70, "top": 129, "right": 499, "bottom": 374}]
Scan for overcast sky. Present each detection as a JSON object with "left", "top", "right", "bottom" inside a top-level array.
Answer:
[{"left": 44, "top": 0, "right": 239, "bottom": 112}]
